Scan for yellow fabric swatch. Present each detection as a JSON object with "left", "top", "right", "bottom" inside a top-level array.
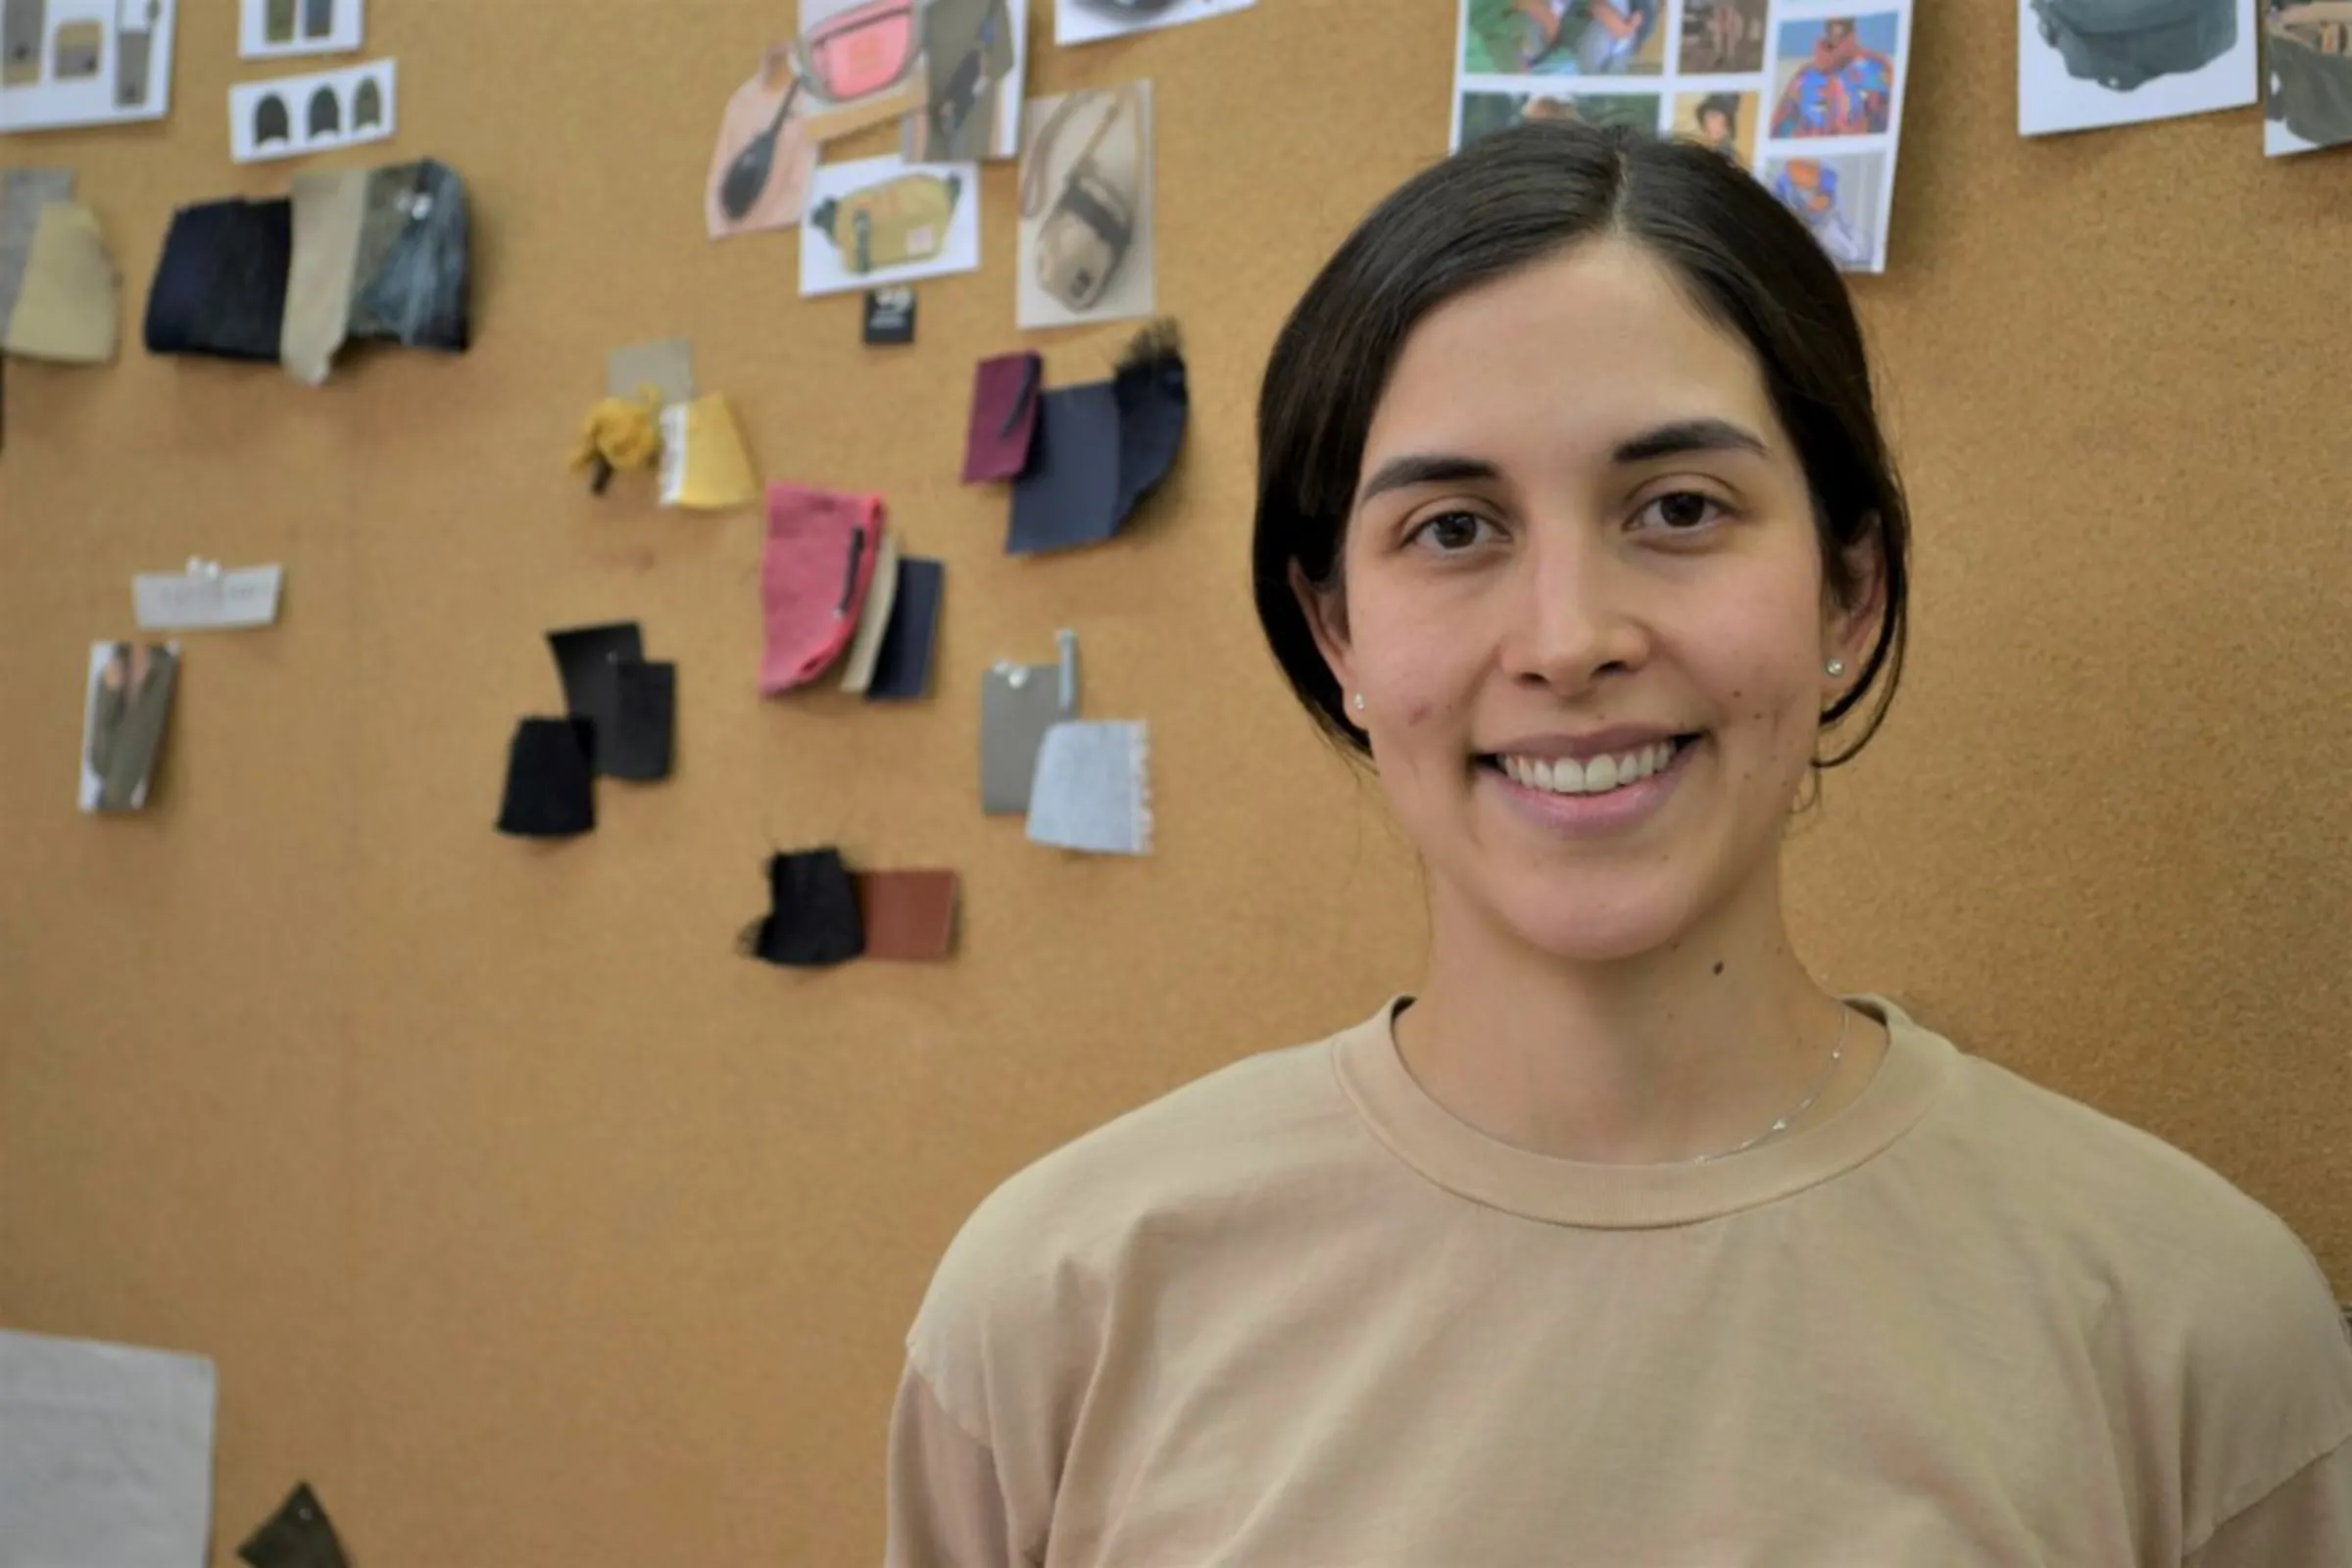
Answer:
[
  {"left": 4, "top": 201, "right": 116, "bottom": 364},
  {"left": 657, "top": 392, "right": 760, "bottom": 511}
]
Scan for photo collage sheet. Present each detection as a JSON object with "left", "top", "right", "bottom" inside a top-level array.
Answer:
[{"left": 1451, "top": 0, "right": 1914, "bottom": 273}]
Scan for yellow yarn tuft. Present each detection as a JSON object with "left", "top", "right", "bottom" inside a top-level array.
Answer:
[{"left": 570, "top": 384, "right": 664, "bottom": 490}]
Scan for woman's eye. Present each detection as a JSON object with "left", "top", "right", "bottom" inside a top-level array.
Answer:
[
  {"left": 1639, "top": 491, "right": 1726, "bottom": 532},
  {"left": 1410, "top": 512, "right": 1492, "bottom": 551}
]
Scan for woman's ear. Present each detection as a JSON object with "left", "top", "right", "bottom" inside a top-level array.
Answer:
[
  {"left": 1289, "top": 559, "right": 1356, "bottom": 704},
  {"left": 1824, "top": 519, "right": 1886, "bottom": 679}
]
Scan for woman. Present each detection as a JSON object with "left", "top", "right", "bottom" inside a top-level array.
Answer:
[{"left": 883, "top": 123, "right": 2352, "bottom": 1564}]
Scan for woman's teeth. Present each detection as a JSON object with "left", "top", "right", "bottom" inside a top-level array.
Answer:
[{"left": 1498, "top": 740, "right": 1679, "bottom": 796}]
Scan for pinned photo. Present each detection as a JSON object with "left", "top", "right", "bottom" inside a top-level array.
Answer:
[
  {"left": 1674, "top": 89, "right": 1757, "bottom": 166},
  {"left": 708, "top": 46, "right": 820, "bottom": 239},
  {"left": 2019, "top": 0, "right": 2254, "bottom": 135},
  {"left": 240, "top": 0, "right": 363, "bottom": 60},
  {"left": 2264, "top": 0, "right": 2352, "bottom": 155},
  {"left": 794, "top": 0, "right": 929, "bottom": 145},
  {"left": 902, "top": 0, "right": 1025, "bottom": 162},
  {"left": 227, "top": 57, "right": 394, "bottom": 163},
  {"left": 79, "top": 640, "right": 179, "bottom": 813},
  {"left": 1459, "top": 0, "right": 1665, "bottom": 77},
  {"left": 0, "top": 0, "right": 175, "bottom": 131},
  {"left": 1763, "top": 152, "right": 1886, "bottom": 272},
  {"left": 1770, "top": 13, "right": 1898, "bottom": 138},
  {"left": 1679, "top": 0, "right": 1767, "bottom": 74},
  {"left": 1016, "top": 81, "right": 1153, "bottom": 330},
  {"left": 799, "top": 153, "right": 980, "bottom": 299},
  {"left": 1055, "top": 0, "right": 1253, "bottom": 49},
  {"left": 1455, "top": 88, "right": 1661, "bottom": 149}
]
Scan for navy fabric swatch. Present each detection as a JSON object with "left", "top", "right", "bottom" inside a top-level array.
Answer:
[
  {"left": 607, "top": 660, "right": 675, "bottom": 781},
  {"left": 865, "top": 558, "right": 944, "bottom": 702},
  {"left": 1005, "top": 381, "right": 1122, "bottom": 556},
  {"left": 143, "top": 198, "right": 294, "bottom": 361},
  {"left": 496, "top": 716, "right": 595, "bottom": 837},
  {"left": 546, "top": 622, "right": 642, "bottom": 774},
  {"left": 749, "top": 848, "right": 864, "bottom": 966}
]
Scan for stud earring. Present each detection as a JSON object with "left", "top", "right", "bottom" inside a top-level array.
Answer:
[
  {"left": 1351, "top": 692, "right": 1367, "bottom": 713},
  {"left": 1825, "top": 659, "right": 1847, "bottom": 678}
]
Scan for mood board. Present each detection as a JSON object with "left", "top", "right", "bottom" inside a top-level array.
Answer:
[{"left": 3, "top": 0, "right": 2351, "bottom": 1562}]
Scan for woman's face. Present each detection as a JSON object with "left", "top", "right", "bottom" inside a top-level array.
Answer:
[{"left": 1300, "top": 239, "right": 1875, "bottom": 961}]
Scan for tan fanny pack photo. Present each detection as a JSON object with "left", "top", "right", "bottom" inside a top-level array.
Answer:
[{"left": 1019, "top": 84, "right": 1144, "bottom": 312}]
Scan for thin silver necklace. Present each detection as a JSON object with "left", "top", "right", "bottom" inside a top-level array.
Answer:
[{"left": 1685, "top": 1004, "right": 1851, "bottom": 1164}]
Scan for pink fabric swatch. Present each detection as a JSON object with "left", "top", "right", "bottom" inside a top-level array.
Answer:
[{"left": 761, "top": 483, "right": 884, "bottom": 693}]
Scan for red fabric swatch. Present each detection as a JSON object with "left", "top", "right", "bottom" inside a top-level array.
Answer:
[{"left": 761, "top": 483, "right": 883, "bottom": 693}]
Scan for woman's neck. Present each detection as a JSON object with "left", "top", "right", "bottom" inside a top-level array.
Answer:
[{"left": 1394, "top": 868, "right": 1883, "bottom": 1165}]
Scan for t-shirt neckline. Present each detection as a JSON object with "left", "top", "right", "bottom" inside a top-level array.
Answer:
[{"left": 1331, "top": 993, "right": 1956, "bottom": 1229}]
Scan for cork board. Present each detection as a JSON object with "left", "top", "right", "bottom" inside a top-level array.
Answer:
[{"left": 2, "top": 3, "right": 2347, "bottom": 1561}]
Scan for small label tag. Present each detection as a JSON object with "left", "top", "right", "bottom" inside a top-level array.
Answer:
[
  {"left": 862, "top": 286, "right": 916, "bottom": 346},
  {"left": 657, "top": 401, "right": 689, "bottom": 505},
  {"left": 132, "top": 564, "right": 284, "bottom": 630}
]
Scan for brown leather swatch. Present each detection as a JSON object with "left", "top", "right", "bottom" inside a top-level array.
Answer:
[{"left": 854, "top": 869, "right": 958, "bottom": 960}]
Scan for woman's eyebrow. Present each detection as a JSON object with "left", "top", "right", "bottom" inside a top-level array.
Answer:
[
  {"left": 1354, "top": 453, "right": 1500, "bottom": 508},
  {"left": 1612, "top": 417, "right": 1769, "bottom": 466}
]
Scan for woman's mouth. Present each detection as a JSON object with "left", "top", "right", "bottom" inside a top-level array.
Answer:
[{"left": 1476, "top": 735, "right": 1700, "bottom": 798}]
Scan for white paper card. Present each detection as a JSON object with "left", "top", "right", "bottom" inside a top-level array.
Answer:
[
  {"left": 1056, "top": 0, "right": 1252, "bottom": 48},
  {"left": 798, "top": 154, "right": 981, "bottom": 299},
  {"left": 239, "top": 0, "right": 362, "bottom": 59},
  {"left": 1449, "top": 0, "right": 1914, "bottom": 274},
  {"left": 133, "top": 563, "right": 284, "bottom": 630},
  {"left": 0, "top": 0, "right": 178, "bottom": 132},
  {"left": 0, "top": 1328, "right": 217, "bottom": 1568},
  {"left": 228, "top": 56, "right": 394, "bottom": 162},
  {"left": 2019, "top": 0, "right": 2255, "bottom": 137}
]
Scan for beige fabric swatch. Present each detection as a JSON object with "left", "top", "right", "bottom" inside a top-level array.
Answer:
[
  {"left": 838, "top": 528, "right": 903, "bottom": 694},
  {"left": 280, "top": 168, "right": 369, "bottom": 385},
  {"left": 4, "top": 201, "right": 117, "bottom": 365}
]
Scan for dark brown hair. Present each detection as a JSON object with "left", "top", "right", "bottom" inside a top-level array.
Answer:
[{"left": 1250, "top": 121, "right": 1909, "bottom": 767}]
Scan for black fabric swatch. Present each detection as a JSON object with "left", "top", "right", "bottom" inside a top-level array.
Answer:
[
  {"left": 546, "top": 622, "right": 642, "bottom": 774},
  {"left": 749, "top": 848, "right": 864, "bottom": 966},
  {"left": 348, "top": 159, "right": 470, "bottom": 353},
  {"left": 1005, "top": 381, "right": 1122, "bottom": 556},
  {"left": 1112, "top": 322, "right": 1188, "bottom": 524},
  {"left": 496, "top": 716, "right": 595, "bottom": 837},
  {"left": 607, "top": 660, "right": 675, "bottom": 781},
  {"left": 143, "top": 197, "right": 295, "bottom": 361},
  {"left": 864, "top": 558, "right": 943, "bottom": 702},
  {"left": 237, "top": 1481, "right": 350, "bottom": 1568}
]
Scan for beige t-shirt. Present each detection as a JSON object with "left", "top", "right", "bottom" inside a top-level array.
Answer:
[{"left": 885, "top": 998, "right": 2352, "bottom": 1565}]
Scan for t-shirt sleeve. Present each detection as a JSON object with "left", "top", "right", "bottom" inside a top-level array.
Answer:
[
  {"left": 883, "top": 1360, "right": 1030, "bottom": 1568},
  {"left": 2183, "top": 1438, "right": 2352, "bottom": 1567}
]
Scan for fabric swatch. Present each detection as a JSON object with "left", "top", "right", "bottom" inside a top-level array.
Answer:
[
  {"left": 1005, "top": 379, "right": 1121, "bottom": 555},
  {"left": 760, "top": 484, "right": 883, "bottom": 693},
  {"left": 1112, "top": 321, "right": 1187, "bottom": 522},
  {"left": 865, "top": 556, "right": 943, "bottom": 702},
  {"left": 346, "top": 159, "right": 469, "bottom": 354},
  {"left": 279, "top": 168, "right": 369, "bottom": 386},
  {"left": 606, "top": 660, "right": 675, "bottom": 782},
  {"left": 3, "top": 200, "right": 117, "bottom": 364},
  {"left": 979, "top": 635, "right": 1077, "bottom": 814},
  {"left": 854, "top": 869, "right": 958, "bottom": 960},
  {"left": 748, "top": 848, "right": 865, "bottom": 967},
  {"left": 0, "top": 168, "right": 74, "bottom": 335},
  {"left": 837, "top": 529, "right": 903, "bottom": 695},
  {"left": 962, "top": 350, "right": 1041, "bottom": 481},
  {"left": 547, "top": 621, "right": 643, "bottom": 772},
  {"left": 657, "top": 393, "right": 760, "bottom": 511},
  {"left": 1027, "top": 718, "right": 1152, "bottom": 856},
  {"left": 497, "top": 717, "right": 596, "bottom": 837},
  {"left": 608, "top": 337, "right": 695, "bottom": 407},
  {"left": 237, "top": 1481, "right": 350, "bottom": 1568},
  {"left": 143, "top": 198, "right": 295, "bottom": 362}
]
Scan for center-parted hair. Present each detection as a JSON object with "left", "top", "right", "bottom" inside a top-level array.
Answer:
[{"left": 1250, "top": 121, "right": 1909, "bottom": 766}]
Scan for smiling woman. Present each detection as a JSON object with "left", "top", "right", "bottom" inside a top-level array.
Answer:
[{"left": 882, "top": 122, "right": 2352, "bottom": 1566}]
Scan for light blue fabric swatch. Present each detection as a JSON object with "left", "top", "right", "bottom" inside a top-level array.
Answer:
[{"left": 1025, "top": 719, "right": 1152, "bottom": 856}]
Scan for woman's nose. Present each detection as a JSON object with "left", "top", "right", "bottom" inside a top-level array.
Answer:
[{"left": 1495, "top": 525, "right": 1649, "bottom": 693}]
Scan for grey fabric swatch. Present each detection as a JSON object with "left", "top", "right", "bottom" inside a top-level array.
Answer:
[
  {"left": 0, "top": 168, "right": 75, "bottom": 335},
  {"left": 980, "top": 643, "right": 1076, "bottom": 814},
  {"left": 1026, "top": 719, "right": 1152, "bottom": 856}
]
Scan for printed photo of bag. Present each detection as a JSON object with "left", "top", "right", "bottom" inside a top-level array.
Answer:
[
  {"left": 1018, "top": 84, "right": 1143, "bottom": 313},
  {"left": 809, "top": 171, "right": 964, "bottom": 273},
  {"left": 2267, "top": 1, "right": 2352, "bottom": 144},
  {"left": 2029, "top": 0, "right": 2238, "bottom": 91},
  {"left": 793, "top": 0, "right": 920, "bottom": 103}
]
